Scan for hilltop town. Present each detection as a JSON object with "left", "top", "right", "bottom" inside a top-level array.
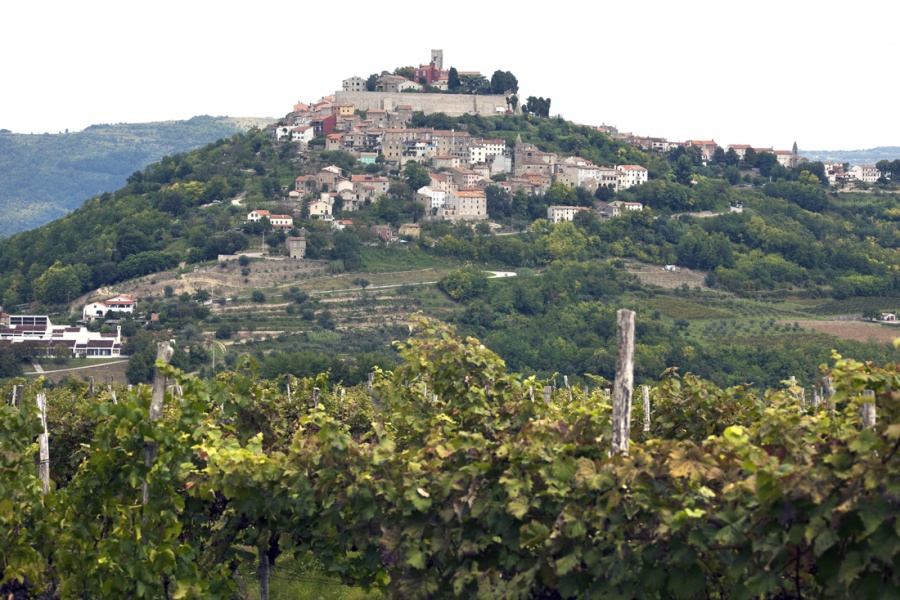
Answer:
[{"left": 270, "top": 49, "right": 885, "bottom": 241}]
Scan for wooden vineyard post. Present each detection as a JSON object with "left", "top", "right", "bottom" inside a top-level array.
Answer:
[
  {"left": 564, "top": 376, "right": 573, "bottom": 403},
  {"left": 36, "top": 393, "right": 50, "bottom": 495},
  {"left": 861, "top": 389, "right": 876, "bottom": 429},
  {"left": 286, "top": 378, "right": 292, "bottom": 403},
  {"left": 89, "top": 376, "right": 95, "bottom": 398},
  {"left": 543, "top": 386, "right": 552, "bottom": 406},
  {"left": 611, "top": 309, "right": 636, "bottom": 455},
  {"left": 143, "top": 341, "right": 174, "bottom": 511},
  {"left": 311, "top": 387, "right": 319, "bottom": 408},
  {"left": 108, "top": 385, "right": 117, "bottom": 405},
  {"left": 642, "top": 385, "right": 651, "bottom": 433},
  {"left": 340, "top": 388, "right": 345, "bottom": 404},
  {"left": 529, "top": 386, "right": 535, "bottom": 403}
]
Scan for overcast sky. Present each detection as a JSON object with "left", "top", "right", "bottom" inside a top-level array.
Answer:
[{"left": 2, "top": 0, "right": 897, "bottom": 151}]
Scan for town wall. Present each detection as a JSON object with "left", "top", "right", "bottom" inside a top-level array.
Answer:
[{"left": 334, "top": 91, "right": 514, "bottom": 117}]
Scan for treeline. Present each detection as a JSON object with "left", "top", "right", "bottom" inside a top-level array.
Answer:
[
  {"left": 417, "top": 184, "right": 900, "bottom": 299},
  {"left": 434, "top": 261, "right": 900, "bottom": 388},
  {"left": 2, "top": 321, "right": 898, "bottom": 598},
  {"left": 0, "top": 116, "right": 253, "bottom": 236}
]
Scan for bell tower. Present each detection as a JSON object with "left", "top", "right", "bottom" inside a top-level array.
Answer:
[{"left": 431, "top": 49, "right": 443, "bottom": 70}]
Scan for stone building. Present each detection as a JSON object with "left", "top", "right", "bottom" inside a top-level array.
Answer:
[{"left": 287, "top": 237, "right": 307, "bottom": 259}]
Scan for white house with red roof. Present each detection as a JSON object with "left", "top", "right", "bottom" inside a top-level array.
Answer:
[
  {"left": 247, "top": 210, "right": 294, "bottom": 229},
  {"left": 547, "top": 205, "right": 589, "bottom": 223},
  {"left": 685, "top": 140, "right": 719, "bottom": 162},
  {"left": 616, "top": 165, "right": 649, "bottom": 190},
  {"left": 82, "top": 295, "right": 137, "bottom": 321}
]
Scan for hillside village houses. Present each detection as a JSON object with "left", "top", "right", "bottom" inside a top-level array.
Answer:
[
  {"left": 278, "top": 87, "right": 655, "bottom": 226},
  {"left": 286, "top": 51, "right": 886, "bottom": 235}
]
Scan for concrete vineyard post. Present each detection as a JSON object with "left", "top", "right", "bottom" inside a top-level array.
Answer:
[
  {"left": 612, "top": 309, "right": 635, "bottom": 455},
  {"left": 143, "top": 341, "right": 174, "bottom": 511}
]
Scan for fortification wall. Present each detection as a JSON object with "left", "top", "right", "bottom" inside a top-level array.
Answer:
[{"left": 334, "top": 91, "right": 513, "bottom": 117}]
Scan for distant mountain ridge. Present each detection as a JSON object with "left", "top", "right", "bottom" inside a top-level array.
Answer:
[
  {"left": 0, "top": 115, "right": 274, "bottom": 237},
  {"left": 801, "top": 146, "right": 900, "bottom": 166}
]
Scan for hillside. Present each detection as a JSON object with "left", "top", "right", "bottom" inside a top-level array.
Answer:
[
  {"left": 801, "top": 145, "right": 900, "bottom": 166},
  {"left": 0, "top": 115, "right": 274, "bottom": 237},
  {"left": 2, "top": 111, "right": 900, "bottom": 392}
]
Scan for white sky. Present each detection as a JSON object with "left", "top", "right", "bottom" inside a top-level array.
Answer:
[{"left": 2, "top": 0, "right": 897, "bottom": 151}]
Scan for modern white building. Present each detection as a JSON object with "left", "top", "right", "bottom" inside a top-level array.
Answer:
[{"left": 0, "top": 315, "right": 123, "bottom": 357}]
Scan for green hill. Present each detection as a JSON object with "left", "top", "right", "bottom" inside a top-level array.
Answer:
[
  {"left": 3, "top": 113, "right": 900, "bottom": 391},
  {"left": 0, "top": 115, "right": 273, "bottom": 237}
]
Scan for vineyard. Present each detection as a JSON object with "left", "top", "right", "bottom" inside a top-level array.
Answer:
[{"left": 1, "top": 317, "right": 900, "bottom": 599}]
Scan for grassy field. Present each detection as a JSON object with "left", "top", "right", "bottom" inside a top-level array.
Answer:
[
  {"left": 360, "top": 246, "right": 462, "bottom": 272},
  {"left": 28, "top": 360, "right": 129, "bottom": 385},
  {"left": 236, "top": 556, "right": 384, "bottom": 600},
  {"left": 803, "top": 296, "right": 900, "bottom": 316},
  {"left": 643, "top": 296, "right": 734, "bottom": 320}
]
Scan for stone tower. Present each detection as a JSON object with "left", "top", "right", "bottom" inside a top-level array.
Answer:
[
  {"left": 791, "top": 141, "right": 799, "bottom": 169},
  {"left": 431, "top": 49, "right": 443, "bottom": 70},
  {"left": 286, "top": 237, "right": 306, "bottom": 260}
]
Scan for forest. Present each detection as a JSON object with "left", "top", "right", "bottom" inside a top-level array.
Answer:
[{"left": 0, "top": 116, "right": 269, "bottom": 237}]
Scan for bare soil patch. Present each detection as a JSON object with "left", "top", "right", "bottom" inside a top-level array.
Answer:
[
  {"left": 625, "top": 262, "right": 712, "bottom": 291},
  {"left": 794, "top": 320, "right": 900, "bottom": 344}
]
